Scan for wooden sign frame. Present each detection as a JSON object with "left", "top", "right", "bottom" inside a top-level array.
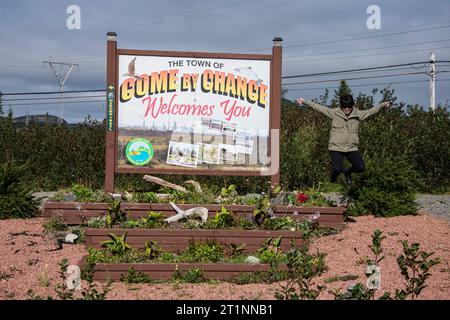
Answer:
[{"left": 104, "top": 33, "right": 281, "bottom": 192}]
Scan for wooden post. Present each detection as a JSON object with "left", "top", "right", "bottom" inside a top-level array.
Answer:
[
  {"left": 104, "top": 32, "right": 117, "bottom": 193},
  {"left": 270, "top": 37, "right": 282, "bottom": 188}
]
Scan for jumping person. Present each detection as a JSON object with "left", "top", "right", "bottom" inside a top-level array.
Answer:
[{"left": 296, "top": 94, "right": 391, "bottom": 184}]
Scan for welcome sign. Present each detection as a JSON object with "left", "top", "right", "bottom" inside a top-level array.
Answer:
[{"left": 117, "top": 54, "right": 272, "bottom": 173}]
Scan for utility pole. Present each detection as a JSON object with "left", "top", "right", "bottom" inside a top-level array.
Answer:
[
  {"left": 429, "top": 52, "right": 436, "bottom": 111},
  {"left": 43, "top": 57, "right": 78, "bottom": 123}
]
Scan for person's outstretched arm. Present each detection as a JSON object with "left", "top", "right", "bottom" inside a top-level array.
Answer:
[
  {"left": 296, "top": 98, "right": 333, "bottom": 119},
  {"left": 359, "top": 101, "right": 391, "bottom": 120}
]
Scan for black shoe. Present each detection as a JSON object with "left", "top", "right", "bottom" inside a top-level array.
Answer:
[{"left": 344, "top": 172, "right": 352, "bottom": 185}]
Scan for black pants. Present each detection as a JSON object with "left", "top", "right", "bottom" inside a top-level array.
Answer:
[{"left": 330, "top": 151, "right": 365, "bottom": 182}]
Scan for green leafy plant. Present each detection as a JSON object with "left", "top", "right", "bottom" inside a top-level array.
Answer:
[
  {"left": 101, "top": 232, "right": 132, "bottom": 255},
  {"left": 133, "top": 191, "right": 158, "bottom": 203},
  {"left": 220, "top": 184, "right": 237, "bottom": 198},
  {"left": 43, "top": 215, "right": 68, "bottom": 234},
  {"left": 173, "top": 268, "right": 206, "bottom": 283},
  {"left": 71, "top": 184, "right": 94, "bottom": 202},
  {"left": 145, "top": 240, "right": 162, "bottom": 260},
  {"left": 86, "top": 216, "right": 107, "bottom": 228},
  {"left": 120, "top": 268, "right": 153, "bottom": 284},
  {"left": 105, "top": 200, "right": 127, "bottom": 227},
  {"left": 210, "top": 207, "right": 236, "bottom": 229},
  {"left": 140, "top": 211, "right": 168, "bottom": 229},
  {"left": 257, "top": 236, "right": 283, "bottom": 264},
  {"left": 273, "top": 245, "right": 327, "bottom": 300},
  {"left": 383, "top": 241, "right": 441, "bottom": 300},
  {"left": 180, "top": 240, "right": 224, "bottom": 263},
  {"left": 0, "top": 162, "right": 39, "bottom": 219},
  {"left": 225, "top": 243, "right": 247, "bottom": 258},
  {"left": 331, "top": 229, "right": 385, "bottom": 300},
  {"left": 343, "top": 157, "right": 419, "bottom": 217}
]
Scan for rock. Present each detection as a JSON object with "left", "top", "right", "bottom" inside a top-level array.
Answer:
[
  {"left": 242, "top": 193, "right": 263, "bottom": 202},
  {"left": 109, "top": 193, "right": 122, "bottom": 202},
  {"left": 244, "top": 256, "right": 261, "bottom": 264},
  {"left": 64, "top": 233, "right": 79, "bottom": 244},
  {"left": 66, "top": 265, "right": 81, "bottom": 290},
  {"left": 63, "top": 193, "right": 76, "bottom": 202}
]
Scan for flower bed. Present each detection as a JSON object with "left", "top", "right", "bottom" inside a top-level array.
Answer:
[
  {"left": 84, "top": 228, "right": 304, "bottom": 253},
  {"left": 43, "top": 202, "right": 345, "bottom": 228}
]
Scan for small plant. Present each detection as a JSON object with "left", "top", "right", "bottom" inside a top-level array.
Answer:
[
  {"left": 173, "top": 268, "right": 206, "bottom": 283},
  {"left": 181, "top": 240, "right": 224, "bottom": 263},
  {"left": 140, "top": 211, "right": 167, "bottom": 229},
  {"left": 54, "top": 259, "right": 75, "bottom": 300},
  {"left": 383, "top": 241, "right": 441, "bottom": 300},
  {"left": 101, "top": 232, "right": 132, "bottom": 255},
  {"left": 105, "top": 200, "right": 127, "bottom": 227},
  {"left": 225, "top": 243, "right": 247, "bottom": 258},
  {"left": 43, "top": 215, "right": 68, "bottom": 234},
  {"left": 120, "top": 268, "right": 153, "bottom": 284},
  {"left": 87, "top": 216, "right": 107, "bottom": 228},
  {"left": 220, "top": 184, "right": 238, "bottom": 198},
  {"left": 134, "top": 191, "right": 158, "bottom": 203},
  {"left": 273, "top": 246, "right": 327, "bottom": 300},
  {"left": 38, "top": 274, "right": 50, "bottom": 288},
  {"left": 145, "top": 240, "right": 162, "bottom": 260},
  {"left": 0, "top": 162, "right": 39, "bottom": 219},
  {"left": 80, "top": 261, "right": 111, "bottom": 300},
  {"left": 253, "top": 186, "right": 281, "bottom": 227},
  {"left": 71, "top": 184, "right": 94, "bottom": 202},
  {"left": 257, "top": 237, "right": 283, "bottom": 264},
  {"left": 211, "top": 207, "right": 236, "bottom": 229},
  {"left": 331, "top": 229, "right": 385, "bottom": 300}
]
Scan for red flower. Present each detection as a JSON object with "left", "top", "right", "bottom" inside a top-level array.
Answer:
[{"left": 296, "top": 193, "right": 309, "bottom": 204}]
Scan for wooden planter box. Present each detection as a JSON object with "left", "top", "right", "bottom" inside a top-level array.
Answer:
[
  {"left": 79, "top": 258, "right": 286, "bottom": 281},
  {"left": 85, "top": 228, "right": 304, "bottom": 253},
  {"left": 43, "top": 202, "right": 345, "bottom": 228}
]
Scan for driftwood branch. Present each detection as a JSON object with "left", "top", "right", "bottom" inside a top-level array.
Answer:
[
  {"left": 143, "top": 175, "right": 189, "bottom": 193},
  {"left": 164, "top": 202, "right": 208, "bottom": 223}
]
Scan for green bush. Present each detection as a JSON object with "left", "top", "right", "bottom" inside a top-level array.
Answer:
[
  {"left": 343, "top": 157, "right": 419, "bottom": 217},
  {"left": 0, "top": 162, "right": 39, "bottom": 219}
]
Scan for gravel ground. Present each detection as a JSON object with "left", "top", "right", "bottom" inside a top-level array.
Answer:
[{"left": 0, "top": 214, "right": 449, "bottom": 300}]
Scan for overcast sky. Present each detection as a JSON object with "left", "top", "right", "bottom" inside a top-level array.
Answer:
[{"left": 1, "top": 0, "right": 449, "bottom": 122}]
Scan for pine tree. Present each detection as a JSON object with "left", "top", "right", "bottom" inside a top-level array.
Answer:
[
  {"left": 331, "top": 80, "right": 352, "bottom": 108},
  {"left": 0, "top": 92, "right": 3, "bottom": 116}
]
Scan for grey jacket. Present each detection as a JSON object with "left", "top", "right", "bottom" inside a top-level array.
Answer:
[{"left": 304, "top": 100, "right": 384, "bottom": 152}]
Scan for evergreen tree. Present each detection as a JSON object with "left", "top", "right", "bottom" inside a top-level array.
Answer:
[
  {"left": 331, "top": 80, "right": 352, "bottom": 108},
  {"left": 0, "top": 92, "right": 3, "bottom": 116}
]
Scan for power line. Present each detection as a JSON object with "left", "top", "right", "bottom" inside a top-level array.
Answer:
[
  {"left": 283, "top": 71, "right": 427, "bottom": 86},
  {"left": 0, "top": 89, "right": 105, "bottom": 96},
  {"left": 285, "top": 79, "right": 450, "bottom": 91},
  {"left": 282, "top": 62, "right": 430, "bottom": 79},
  {"left": 283, "top": 38, "right": 450, "bottom": 60},
  {"left": 4, "top": 100, "right": 105, "bottom": 107},
  {"left": 283, "top": 45, "right": 450, "bottom": 65},
  {"left": 2, "top": 95, "right": 105, "bottom": 102}
]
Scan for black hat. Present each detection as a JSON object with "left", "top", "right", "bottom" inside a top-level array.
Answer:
[{"left": 340, "top": 94, "right": 355, "bottom": 108}]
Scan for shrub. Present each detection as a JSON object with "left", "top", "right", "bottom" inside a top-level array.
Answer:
[
  {"left": 343, "top": 157, "right": 419, "bottom": 217},
  {"left": 0, "top": 162, "right": 39, "bottom": 219},
  {"left": 120, "top": 268, "right": 153, "bottom": 284},
  {"left": 180, "top": 240, "right": 224, "bottom": 263}
]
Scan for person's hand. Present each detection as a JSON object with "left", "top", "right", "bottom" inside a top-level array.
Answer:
[
  {"left": 295, "top": 98, "right": 304, "bottom": 106},
  {"left": 380, "top": 101, "right": 391, "bottom": 108}
]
